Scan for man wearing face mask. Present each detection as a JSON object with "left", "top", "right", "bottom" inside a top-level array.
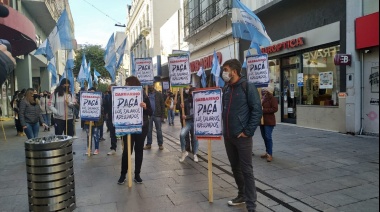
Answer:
[
  {"left": 221, "top": 59, "right": 262, "bottom": 212},
  {"left": 144, "top": 85, "right": 165, "bottom": 150}
]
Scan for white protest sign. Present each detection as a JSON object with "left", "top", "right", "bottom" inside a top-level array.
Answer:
[
  {"left": 246, "top": 54, "right": 270, "bottom": 87},
  {"left": 135, "top": 58, "right": 154, "bottom": 85},
  {"left": 168, "top": 54, "right": 191, "bottom": 86},
  {"left": 80, "top": 91, "right": 102, "bottom": 121},
  {"left": 112, "top": 86, "right": 143, "bottom": 135},
  {"left": 319, "top": 71, "right": 333, "bottom": 89},
  {"left": 193, "top": 88, "right": 222, "bottom": 140}
]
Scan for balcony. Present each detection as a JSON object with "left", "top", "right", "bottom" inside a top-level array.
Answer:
[{"left": 140, "top": 21, "right": 151, "bottom": 37}]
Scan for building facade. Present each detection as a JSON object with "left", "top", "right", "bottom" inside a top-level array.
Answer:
[{"left": 0, "top": 0, "right": 75, "bottom": 117}]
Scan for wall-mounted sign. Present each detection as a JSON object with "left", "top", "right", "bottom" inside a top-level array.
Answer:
[
  {"left": 190, "top": 52, "right": 222, "bottom": 73},
  {"left": 261, "top": 37, "right": 305, "bottom": 54},
  {"left": 334, "top": 54, "right": 352, "bottom": 66}
]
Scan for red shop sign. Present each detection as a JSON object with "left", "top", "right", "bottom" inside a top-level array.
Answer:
[{"left": 190, "top": 52, "right": 222, "bottom": 73}]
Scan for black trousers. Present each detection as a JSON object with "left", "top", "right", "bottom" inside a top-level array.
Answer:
[
  {"left": 107, "top": 119, "right": 117, "bottom": 150},
  {"left": 54, "top": 119, "right": 74, "bottom": 136},
  {"left": 120, "top": 125, "right": 148, "bottom": 176}
]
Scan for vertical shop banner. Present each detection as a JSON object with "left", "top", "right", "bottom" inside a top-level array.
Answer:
[
  {"left": 168, "top": 54, "right": 191, "bottom": 86},
  {"left": 193, "top": 88, "right": 222, "bottom": 140},
  {"left": 297, "top": 73, "right": 304, "bottom": 87},
  {"left": 80, "top": 91, "right": 102, "bottom": 121},
  {"left": 135, "top": 58, "right": 154, "bottom": 85},
  {"left": 246, "top": 54, "right": 269, "bottom": 87},
  {"left": 319, "top": 71, "right": 333, "bottom": 89},
  {"left": 112, "top": 86, "right": 143, "bottom": 136}
]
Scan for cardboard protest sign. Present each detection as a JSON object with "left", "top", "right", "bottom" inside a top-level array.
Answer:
[
  {"left": 246, "top": 54, "right": 270, "bottom": 88},
  {"left": 168, "top": 54, "right": 191, "bottom": 86},
  {"left": 193, "top": 88, "right": 222, "bottom": 140},
  {"left": 135, "top": 57, "right": 154, "bottom": 85},
  {"left": 80, "top": 91, "right": 102, "bottom": 121},
  {"left": 112, "top": 86, "right": 143, "bottom": 136}
]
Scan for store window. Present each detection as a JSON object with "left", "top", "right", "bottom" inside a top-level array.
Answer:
[
  {"left": 301, "top": 45, "right": 340, "bottom": 106},
  {"left": 268, "top": 59, "right": 280, "bottom": 102}
]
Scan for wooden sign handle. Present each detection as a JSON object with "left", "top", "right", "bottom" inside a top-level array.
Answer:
[
  {"left": 180, "top": 88, "right": 186, "bottom": 127},
  {"left": 127, "top": 134, "right": 132, "bottom": 187},
  {"left": 208, "top": 140, "right": 213, "bottom": 202},
  {"left": 87, "top": 121, "right": 92, "bottom": 156}
]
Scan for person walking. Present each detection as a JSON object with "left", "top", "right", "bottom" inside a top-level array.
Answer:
[
  {"left": 178, "top": 87, "right": 199, "bottom": 162},
  {"left": 144, "top": 85, "right": 165, "bottom": 150},
  {"left": 165, "top": 91, "right": 175, "bottom": 126},
  {"left": 104, "top": 84, "right": 118, "bottom": 155},
  {"left": 259, "top": 85, "right": 278, "bottom": 162},
  {"left": 118, "top": 76, "right": 153, "bottom": 185},
  {"left": 13, "top": 90, "right": 25, "bottom": 136},
  {"left": 221, "top": 59, "right": 262, "bottom": 212},
  {"left": 49, "top": 78, "right": 76, "bottom": 136},
  {"left": 19, "top": 88, "right": 47, "bottom": 139},
  {"left": 40, "top": 90, "right": 52, "bottom": 131}
]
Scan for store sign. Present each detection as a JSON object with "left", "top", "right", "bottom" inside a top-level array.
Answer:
[
  {"left": 334, "top": 54, "right": 352, "bottom": 66},
  {"left": 190, "top": 52, "right": 222, "bottom": 73},
  {"left": 261, "top": 37, "right": 305, "bottom": 54}
]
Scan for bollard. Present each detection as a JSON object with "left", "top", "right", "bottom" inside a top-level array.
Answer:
[{"left": 25, "top": 135, "right": 76, "bottom": 212}]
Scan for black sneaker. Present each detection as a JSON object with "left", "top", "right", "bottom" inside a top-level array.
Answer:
[
  {"left": 228, "top": 196, "right": 246, "bottom": 206},
  {"left": 134, "top": 175, "right": 143, "bottom": 184},
  {"left": 117, "top": 176, "right": 126, "bottom": 185}
]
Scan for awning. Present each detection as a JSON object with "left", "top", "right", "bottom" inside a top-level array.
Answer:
[{"left": 0, "top": 5, "right": 36, "bottom": 56}]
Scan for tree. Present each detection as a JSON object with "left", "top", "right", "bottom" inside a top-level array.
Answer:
[{"left": 73, "top": 44, "right": 110, "bottom": 80}]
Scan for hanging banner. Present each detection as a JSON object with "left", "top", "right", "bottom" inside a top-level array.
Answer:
[
  {"left": 112, "top": 86, "right": 143, "bottom": 135},
  {"left": 319, "top": 71, "right": 333, "bottom": 89},
  {"left": 168, "top": 54, "right": 191, "bottom": 87},
  {"left": 80, "top": 91, "right": 102, "bottom": 121},
  {"left": 193, "top": 88, "right": 222, "bottom": 140},
  {"left": 246, "top": 54, "right": 269, "bottom": 88},
  {"left": 135, "top": 57, "right": 154, "bottom": 85}
]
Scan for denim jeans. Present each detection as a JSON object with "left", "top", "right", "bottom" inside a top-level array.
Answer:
[
  {"left": 147, "top": 116, "right": 163, "bottom": 145},
  {"left": 85, "top": 125, "right": 100, "bottom": 150},
  {"left": 260, "top": 125, "right": 274, "bottom": 155},
  {"left": 224, "top": 136, "right": 257, "bottom": 211},
  {"left": 24, "top": 122, "right": 40, "bottom": 139},
  {"left": 180, "top": 120, "right": 199, "bottom": 154},
  {"left": 42, "top": 114, "right": 51, "bottom": 126},
  {"left": 167, "top": 109, "right": 175, "bottom": 124}
]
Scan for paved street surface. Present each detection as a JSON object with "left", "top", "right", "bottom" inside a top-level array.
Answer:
[{"left": 0, "top": 117, "right": 378, "bottom": 212}]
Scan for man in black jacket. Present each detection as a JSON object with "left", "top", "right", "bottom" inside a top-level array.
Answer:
[
  {"left": 221, "top": 59, "right": 262, "bottom": 212},
  {"left": 104, "top": 84, "right": 118, "bottom": 155}
]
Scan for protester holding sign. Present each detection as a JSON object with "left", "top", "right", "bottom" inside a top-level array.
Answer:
[
  {"left": 118, "top": 76, "right": 153, "bottom": 185},
  {"left": 104, "top": 84, "right": 118, "bottom": 155},
  {"left": 259, "top": 85, "right": 278, "bottom": 162},
  {"left": 178, "top": 87, "right": 199, "bottom": 163},
  {"left": 221, "top": 59, "right": 262, "bottom": 211}
]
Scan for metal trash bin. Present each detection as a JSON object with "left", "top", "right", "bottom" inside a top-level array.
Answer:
[{"left": 25, "top": 135, "right": 76, "bottom": 212}]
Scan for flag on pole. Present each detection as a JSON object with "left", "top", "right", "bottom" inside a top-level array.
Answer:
[
  {"left": 242, "top": 50, "right": 251, "bottom": 69},
  {"left": 104, "top": 33, "right": 115, "bottom": 65},
  {"left": 131, "top": 52, "right": 136, "bottom": 76},
  {"left": 87, "top": 61, "right": 92, "bottom": 85},
  {"left": 47, "top": 57, "right": 57, "bottom": 87},
  {"left": 47, "top": 9, "right": 74, "bottom": 53},
  {"left": 34, "top": 39, "right": 54, "bottom": 61},
  {"left": 105, "top": 53, "right": 117, "bottom": 82},
  {"left": 77, "top": 54, "right": 88, "bottom": 81},
  {"left": 116, "top": 38, "right": 127, "bottom": 69},
  {"left": 232, "top": 0, "right": 272, "bottom": 47},
  {"left": 211, "top": 51, "right": 224, "bottom": 87},
  {"left": 88, "top": 73, "right": 93, "bottom": 89},
  {"left": 94, "top": 69, "right": 101, "bottom": 84}
]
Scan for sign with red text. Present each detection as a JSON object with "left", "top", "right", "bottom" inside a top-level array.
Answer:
[
  {"left": 135, "top": 57, "right": 154, "bottom": 85},
  {"left": 168, "top": 54, "right": 191, "bottom": 86},
  {"left": 112, "top": 86, "right": 143, "bottom": 135},
  {"left": 246, "top": 54, "right": 270, "bottom": 87},
  {"left": 193, "top": 88, "right": 222, "bottom": 140},
  {"left": 80, "top": 91, "right": 102, "bottom": 121}
]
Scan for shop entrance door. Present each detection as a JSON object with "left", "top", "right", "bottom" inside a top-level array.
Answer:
[{"left": 281, "top": 68, "right": 299, "bottom": 124}]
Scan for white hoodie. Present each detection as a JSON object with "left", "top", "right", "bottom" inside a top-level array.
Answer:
[{"left": 48, "top": 93, "right": 76, "bottom": 120}]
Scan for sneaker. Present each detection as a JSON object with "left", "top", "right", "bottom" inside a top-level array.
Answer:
[
  {"left": 107, "top": 149, "right": 116, "bottom": 155},
  {"left": 193, "top": 154, "right": 199, "bottom": 162},
  {"left": 117, "top": 176, "right": 126, "bottom": 185},
  {"left": 93, "top": 149, "right": 99, "bottom": 155},
  {"left": 179, "top": 151, "right": 188, "bottom": 162},
  {"left": 100, "top": 137, "right": 106, "bottom": 141},
  {"left": 159, "top": 145, "right": 164, "bottom": 150},
  {"left": 260, "top": 153, "right": 268, "bottom": 159},
  {"left": 143, "top": 145, "right": 151, "bottom": 150},
  {"left": 228, "top": 196, "right": 246, "bottom": 206},
  {"left": 266, "top": 154, "right": 273, "bottom": 162},
  {"left": 134, "top": 175, "right": 143, "bottom": 184}
]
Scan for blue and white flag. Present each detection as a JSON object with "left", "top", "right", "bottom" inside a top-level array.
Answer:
[
  {"left": 131, "top": 52, "right": 136, "bottom": 76},
  {"left": 47, "top": 9, "right": 74, "bottom": 53},
  {"left": 116, "top": 38, "right": 127, "bottom": 69},
  {"left": 94, "top": 69, "right": 101, "bottom": 84},
  {"left": 242, "top": 49, "right": 251, "bottom": 69},
  {"left": 105, "top": 53, "right": 117, "bottom": 83},
  {"left": 65, "top": 50, "right": 74, "bottom": 71},
  {"left": 104, "top": 33, "right": 115, "bottom": 65},
  {"left": 211, "top": 51, "right": 224, "bottom": 87},
  {"left": 88, "top": 73, "right": 93, "bottom": 89},
  {"left": 87, "top": 61, "right": 92, "bottom": 85},
  {"left": 232, "top": 0, "right": 272, "bottom": 47},
  {"left": 47, "top": 57, "right": 57, "bottom": 87},
  {"left": 77, "top": 54, "right": 88, "bottom": 81},
  {"left": 34, "top": 39, "right": 54, "bottom": 61}
]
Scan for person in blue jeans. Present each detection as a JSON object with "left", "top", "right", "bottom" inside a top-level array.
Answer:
[
  {"left": 179, "top": 87, "right": 199, "bottom": 162},
  {"left": 165, "top": 92, "right": 176, "bottom": 126},
  {"left": 19, "top": 88, "right": 47, "bottom": 139},
  {"left": 144, "top": 85, "right": 165, "bottom": 150}
]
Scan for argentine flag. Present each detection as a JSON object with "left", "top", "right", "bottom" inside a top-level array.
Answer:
[
  {"left": 77, "top": 54, "right": 88, "bottom": 81},
  {"left": 48, "top": 9, "right": 74, "bottom": 53},
  {"left": 232, "top": 0, "right": 272, "bottom": 47}
]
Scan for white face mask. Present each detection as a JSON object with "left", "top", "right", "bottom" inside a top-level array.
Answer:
[
  {"left": 185, "top": 89, "right": 189, "bottom": 94},
  {"left": 222, "top": 71, "right": 231, "bottom": 82}
]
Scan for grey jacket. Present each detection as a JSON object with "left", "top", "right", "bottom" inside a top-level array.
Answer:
[
  {"left": 19, "top": 99, "right": 45, "bottom": 127},
  {"left": 49, "top": 93, "right": 75, "bottom": 120},
  {"left": 222, "top": 77, "right": 262, "bottom": 138}
]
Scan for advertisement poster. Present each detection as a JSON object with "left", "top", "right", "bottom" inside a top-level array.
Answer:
[
  {"left": 80, "top": 91, "right": 102, "bottom": 121},
  {"left": 297, "top": 73, "right": 304, "bottom": 87},
  {"left": 168, "top": 54, "right": 191, "bottom": 86},
  {"left": 246, "top": 54, "right": 269, "bottom": 87},
  {"left": 112, "top": 86, "right": 143, "bottom": 135},
  {"left": 193, "top": 88, "right": 222, "bottom": 140},
  {"left": 135, "top": 58, "right": 154, "bottom": 85},
  {"left": 319, "top": 71, "right": 333, "bottom": 89}
]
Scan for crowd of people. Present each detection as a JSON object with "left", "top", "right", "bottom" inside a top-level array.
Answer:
[{"left": 8, "top": 59, "right": 278, "bottom": 212}]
